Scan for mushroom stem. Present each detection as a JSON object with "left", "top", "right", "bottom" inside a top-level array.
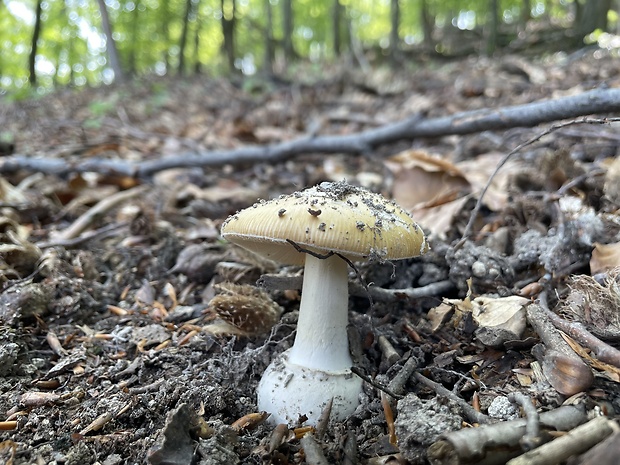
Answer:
[{"left": 288, "top": 253, "right": 352, "bottom": 372}]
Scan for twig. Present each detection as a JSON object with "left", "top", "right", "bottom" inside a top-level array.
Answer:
[
  {"left": 52, "top": 185, "right": 148, "bottom": 242},
  {"left": 360, "top": 280, "right": 454, "bottom": 302},
  {"left": 506, "top": 415, "right": 618, "bottom": 465},
  {"left": 427, "top": 405, "right": 587, "bottom": 465},
  {"left": 350, "top": 367, "right": 403, "bottom": 399},
  {"left": 507, "top": 392, "right": 540, "bottom": 451},
  {"left": 128, "top": 377, "right": 165, "bottom": 394},
  {"left": 259, "top": 272, "right": 453, "bottom": 302},
  {"left": 413, "top": 372, "right": 489, "bottom": 425},
  {"left": 286, "top": 239, "right": 374, "bottom": 310},
  {"left": 539, "top": 295, "right": 620, "bottom": 369},
  {"left": 36, "top": 222, "right": 128, "bottom": 249},
  {"left": 3, "top": 88, "right": 620, "bottom": 177},
  {"left": 526, "top": 298, "right": 594, "bottom": 396},
  {"left": 377, "top": 335, "right": 400, "bottom": 367},
  {"left": 387, "top": 356, "right": 420, "bottom": 397}
]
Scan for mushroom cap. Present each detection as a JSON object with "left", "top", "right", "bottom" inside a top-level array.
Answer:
[{"left": 221, "top": 181, "right": 429, "bottom": 265}]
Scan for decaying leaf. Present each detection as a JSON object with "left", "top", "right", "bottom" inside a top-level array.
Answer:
[
  {"left": 0, "top": 177, "right": 27, "bottom": 204},
  {"left": 170, "top": 244, "right": 229, "bottom": 283},
  {"left": 147, "top": 403, "right": 200, "bottom": 465},
  {"left": 131, "top": 324, "right": 171, "bottom": 348},
  {"left": 203, "top": 282, "right": 283, "bottom": 337}
]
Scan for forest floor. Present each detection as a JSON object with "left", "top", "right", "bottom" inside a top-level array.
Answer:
[{"left": 1, "top": 48, "right": 620, "bottom": 465}]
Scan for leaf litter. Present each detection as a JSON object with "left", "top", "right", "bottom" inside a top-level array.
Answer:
[{"left": 1, "top": 51, "right": 620, "bottom": 464}]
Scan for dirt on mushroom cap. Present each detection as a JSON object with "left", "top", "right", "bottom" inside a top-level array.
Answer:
[{"left": 221, "top": 181, "right": 429, "bottom": 265}]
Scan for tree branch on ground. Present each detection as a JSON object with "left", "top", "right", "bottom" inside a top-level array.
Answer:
[{"left": 2, "top": 87, "right": 620, "bottom": 178}]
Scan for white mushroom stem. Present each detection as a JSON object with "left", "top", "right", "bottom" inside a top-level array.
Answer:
[
  {"left": 257, "top": 252, "right": 362, "bottom": 425},
  {"left": 288, "top": 253, "right": 352, "bottom": 371}
]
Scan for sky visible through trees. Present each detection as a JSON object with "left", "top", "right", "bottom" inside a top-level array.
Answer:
[{"left": 0, "top": 0, "right": 617, "bottom": 93}]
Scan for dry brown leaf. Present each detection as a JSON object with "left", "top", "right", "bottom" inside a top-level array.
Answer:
[
  {"left": 560, "top": 331, "right": 620, "bottom": 382},
  {"left": 426, "top": 302, "right": 454, "bottom": 332},
  {"left": 386, "top": 150, "right": 470, "bottom": 208},
  {"left": 385, "top": 150, "right": 471, "bottom": 238},
  {"left": 591, "top": 242, "right": 620, "bottom": 275},
  {"left": 456, "top": 152, "right": 520, "bottom": 211}
]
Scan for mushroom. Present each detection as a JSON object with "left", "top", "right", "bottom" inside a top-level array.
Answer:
[{"left": 221, "top": 181, "right": 428, "bottom": 425}]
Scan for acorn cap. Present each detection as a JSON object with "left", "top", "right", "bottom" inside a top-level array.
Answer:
[{"left": 221, "top": 181, "right": 428, "bottom": 266}]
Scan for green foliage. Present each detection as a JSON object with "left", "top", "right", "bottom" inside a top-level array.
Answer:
[{"left": 0, "top": 0, "right": 615, "bottom": 92}]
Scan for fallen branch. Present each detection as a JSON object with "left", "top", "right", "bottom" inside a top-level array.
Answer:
[{"left": 3, "top": 88, "right": 620, "bottom": 178}]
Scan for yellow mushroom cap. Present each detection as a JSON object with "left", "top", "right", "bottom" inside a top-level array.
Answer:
[{"left": 221, "top": 181, "right": 429, "bottom": 265}]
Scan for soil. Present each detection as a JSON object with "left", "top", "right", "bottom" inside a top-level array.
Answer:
[{"left": 1, "top": 50, "right": 620, "bottom": 465}]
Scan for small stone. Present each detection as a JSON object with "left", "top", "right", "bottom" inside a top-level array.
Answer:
[
  {"left": 487, "top": 395, "right": 520, "bottom": 420},
  {"left": 395, "top": 393, "right": 463, "bottom": 463}
]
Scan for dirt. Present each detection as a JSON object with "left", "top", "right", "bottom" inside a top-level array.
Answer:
[{"left": 1, "top": 50, "right": 620, "bottom": 464}]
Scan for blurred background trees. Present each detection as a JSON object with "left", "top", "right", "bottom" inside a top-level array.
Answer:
[{"left": 2, "top": 0, "right": 619, "bottom": 93}]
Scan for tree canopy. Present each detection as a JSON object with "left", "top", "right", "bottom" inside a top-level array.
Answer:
[{"left": 1, "top": 0, "right": 617, "bottom": 93}]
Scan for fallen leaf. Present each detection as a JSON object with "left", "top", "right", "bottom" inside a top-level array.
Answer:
[
  {"left": 385, "top": 150, "right": 471, "bottom": 239},
  {"left": 456, "top": 152, "right": 520, "bottom": 212}
]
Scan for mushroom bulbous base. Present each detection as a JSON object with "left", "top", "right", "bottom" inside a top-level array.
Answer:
[{"left": 257, "top": 351, "right": 363, "bottom": 426}]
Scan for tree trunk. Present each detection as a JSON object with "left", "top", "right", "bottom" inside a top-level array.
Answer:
[
  {"left": 28, "top": 0, "right": 43, "bottom": 85},
  {"left": 574, "top": 0, "right": 611, "bottom": 38},
  {"left": 332, "top": 0, "right": 342, "bottom": 56},
  {"left": 521, "top": 0, "right": 531, "bottom": 22},
  {"left": 282, "top": 0, "right": 294, "bottom": 64},
  {"left": 263, "top": 0, "right": 274, "bottom": 73},
  {"left": 389, "top": 0, "right": 400, "bottom": 63},
  {"left": 420, "top": 0, "right": 433, "bottom": 48},
  {"left": 128, "top": 1, "right": 140, "bottom": 76},
  {"left": 160, "top": 0, "right": 172, "bottom": 72},
  {"left": 178, "top": 0, "right": 193, "bottom": 75},
  {"left": 485, "top": 0, "right": 499, "bottom": 56},
  {"left": 221, "top": 0, "right": 236, "bottom": 72},
  {"left": 96, "top": 0, "right": 124, "bottom": 82},
  {"left": 193, "top": 2, "right": 202, "bottom": 74}
]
